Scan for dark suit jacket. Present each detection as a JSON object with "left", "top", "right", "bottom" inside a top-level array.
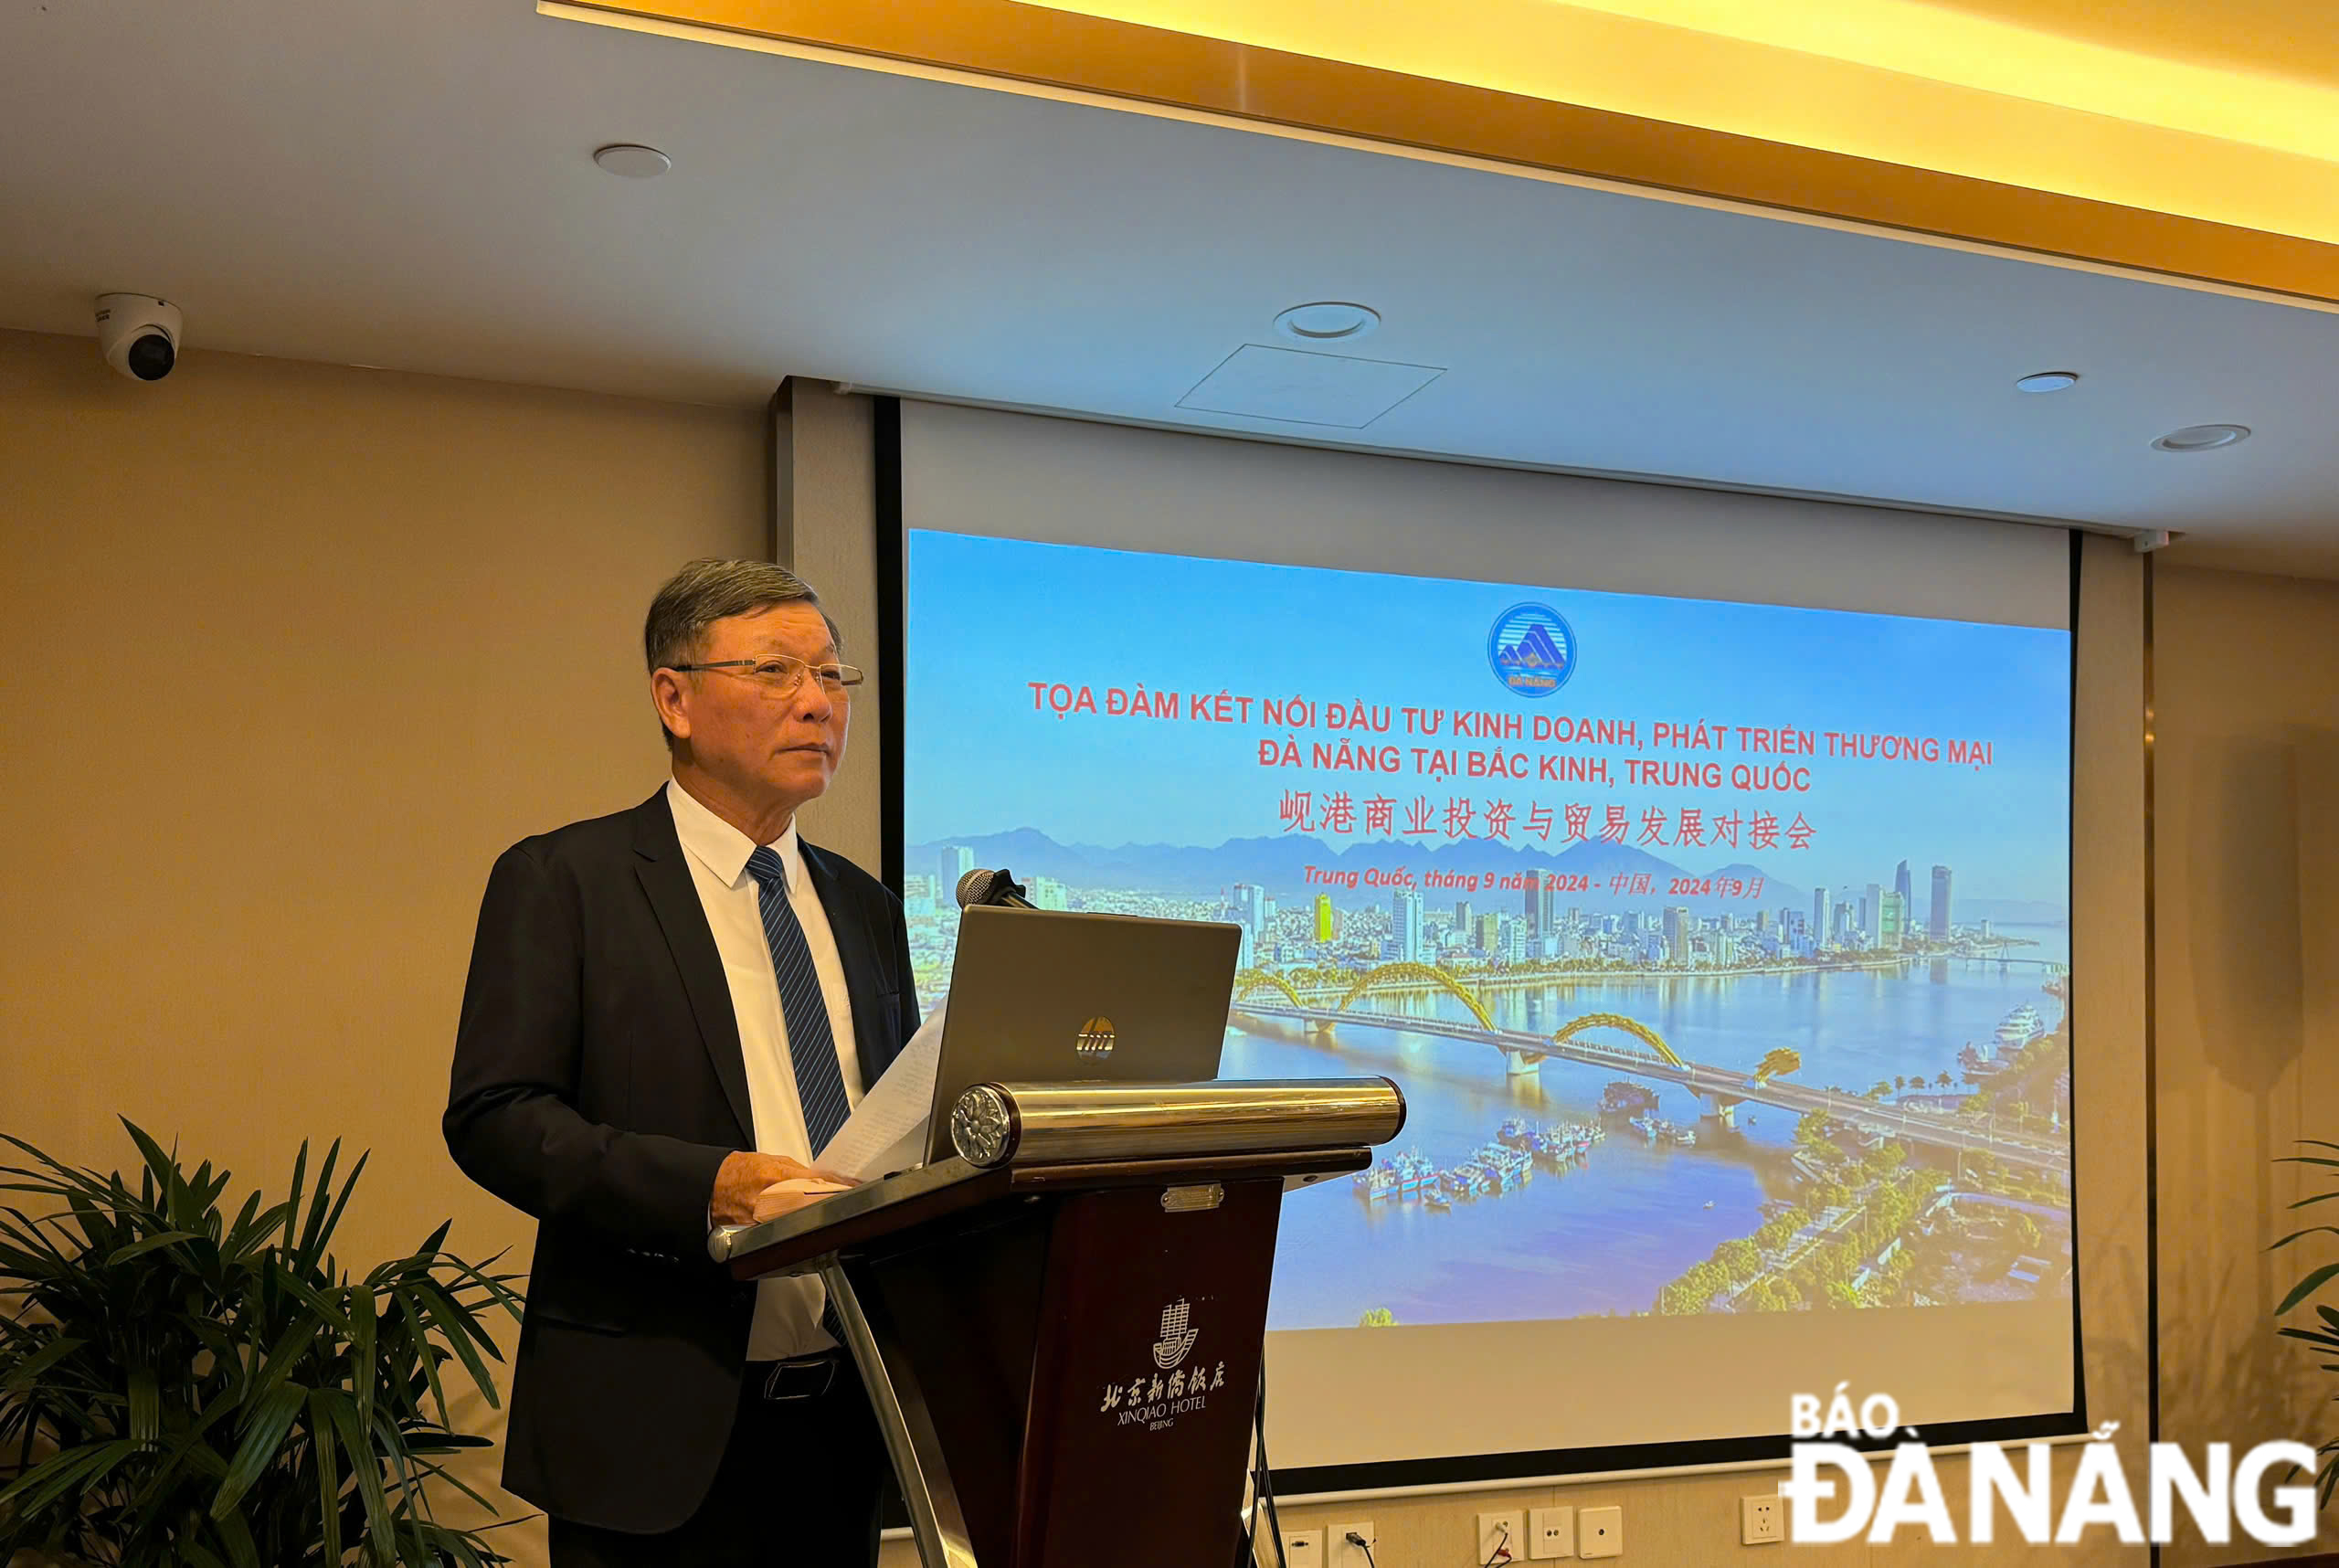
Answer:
[{"left": 444, "top": 789, "right": 917, "bottom": 1534}]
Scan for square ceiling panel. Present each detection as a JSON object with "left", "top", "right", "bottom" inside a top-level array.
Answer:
[{"left": 1177, "top": 343, "right": 1445, "bottom": 428}]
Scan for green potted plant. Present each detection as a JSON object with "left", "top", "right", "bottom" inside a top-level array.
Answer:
[
  {"left": 0, "top": 1121, "right": 523, "bottom": 1565},
  {"left": 2272, "top": 1138, "right": 2339, "bottom": 1510}
]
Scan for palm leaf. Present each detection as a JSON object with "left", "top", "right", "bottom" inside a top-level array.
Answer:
[
  {"left": 398, "top": 1449, "right": 502, "bottom": 1513},
  {"left": 352, "top": 1279, "right": 379, "bottom": 1436},
  {"left": 281, "top": 1139, "right": 310, "bottom": 1248},
  {"left": 314, "top": 1384, "right": 346, "bottom": 1568},
  {"left": 293, "top": 1141, "right": 344, "bottom": 1266},
  {"left": 213, "top": 1492, "right": 264, "bottom": 1568},
  {"left": 409, "top": 1282, "right": 503, "bottom": 1409},
  {"left": 209, "top": 1382, "right": 307, "bottom": 1517},
  {"left": 0, "top": 1333, "right": 86, "bottom": 1393},
  {"left": 376, "top": 1405, "right": 427, "bottom": 1554},
  {"left": 122, "top": 1393, "right": 245, "bottom": 1520},
  {"left": 106, "top": 1229, "right": 203, "bottom": 1266},
  {"left": 393, "top": 1293, "right": 455, "bottom": 1431},
  {"left": 423, "top": 1247, "right": 526, "bottom": 1319},
  {"left": 268, "top": 1257, "right": 356, "bottom": 1336},
  {"left": 309, "top": 1150, "right": 372, "bottom": 1269},
  {"left": 2269, "top": 1226, "right": 2339, "bottom": 1252},
  {"left": 316, "top": 1387, "right": 396, "bottom": 1565},
  {"left": 0, "top": 1205, "right": 76, "bottom": 1266},
  {"left": 240, "top": 1308, "right": 327, "bottom": 1416},
  {"left": 2280, "top": 1263, "right": 2339, "bottom": 1317},
  {"left": 0, "top": 1436, "right": 143, "bottom": 1514},
  {"left": 127, "top": 1365, "right": 163, "bottom": 1446},
  {"left": 119, "top": 1119, "right": 185, "bottom": 1200},
  {"left": 225, "top": 1196, "right": 292, "bottom": 1261}
]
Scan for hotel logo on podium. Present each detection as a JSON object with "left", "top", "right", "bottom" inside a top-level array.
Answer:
[{"left": 1153, "top": 1299, "right": 1200, "bottom": 1370}]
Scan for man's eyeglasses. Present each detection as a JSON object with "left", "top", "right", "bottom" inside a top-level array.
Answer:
[{"left": 667, "top": 656, "right": 865, "bottom": 697}]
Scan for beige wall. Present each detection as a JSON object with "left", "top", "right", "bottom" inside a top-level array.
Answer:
[
  {"left": 2154, "top": 564, "right": 2339, "bottom": 1566},
  {"left": 0, "top": 325, "right": 767, "bottom": 1566}
]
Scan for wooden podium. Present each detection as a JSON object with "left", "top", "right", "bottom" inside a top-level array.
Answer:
[{"left": 713, "top": 1078, "right": 1406, "bottom": 1568}]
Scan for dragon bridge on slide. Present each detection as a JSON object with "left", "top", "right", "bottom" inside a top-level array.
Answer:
[
  {"left": 1233, "top": 962, "right": 1497, "bottom": 1038},
  {"left": 1232, "top": 967, "right": 1753, "bottom": 1123},
  {"left": 1225, "top": 967, "right": 2067, "bottom": 1168}
]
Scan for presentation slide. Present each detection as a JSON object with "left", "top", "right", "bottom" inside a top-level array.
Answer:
[{"left": 904, "top": 524, "right": 2075, "bottom": 1462}]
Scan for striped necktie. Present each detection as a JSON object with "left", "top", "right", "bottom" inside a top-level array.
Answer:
[{"left": 744, "top": 845, "right": 852, "bottom": 1151}]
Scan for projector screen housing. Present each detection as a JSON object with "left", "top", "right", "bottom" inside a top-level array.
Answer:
[{"left": 877, "top": 398, "right": 2088, "bottom": 1493}]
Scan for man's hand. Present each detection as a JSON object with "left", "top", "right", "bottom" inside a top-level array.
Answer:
[
  {"left": 748, "top": 1176, "right": 854, "bottom": 1224},
  {"left": 711, "top": 1150, "right": 856, "bottom": 1227}
]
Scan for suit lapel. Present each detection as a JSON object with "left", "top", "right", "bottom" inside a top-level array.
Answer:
[
  {"left": 630, "top": 792, "right": 755, "bottom": 1143},
  {"left": 800, "top": 842, "right": 894, "bottom": 1093}
]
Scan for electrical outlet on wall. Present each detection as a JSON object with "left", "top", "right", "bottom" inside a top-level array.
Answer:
[
  {"left": 1334, "top": 1521, "right": 1377, "bottom": 1568},
  {"left": 1741, "top": 1493, "right": 1783, "bottom": 1545},
  {"left": 1529, "top": 1505, "right": 1575, "bottom": 1558},
  {"left": 1476, "top": 1509, "right": 1524, "bottom": 1564},
  {"left": 1578, "top": 1505, "right": 1622, "bottom": 1559},
  {"left": 1282, "top": 1526, "right": 1327, "bottom": 1568}
]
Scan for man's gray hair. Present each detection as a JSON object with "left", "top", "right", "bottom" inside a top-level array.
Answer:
[
  {"left": 644, "top": 559, "right": 843, "bottom": 744},
  {"left": 643, "top": 558, "right": 843, "bottom": 673}
]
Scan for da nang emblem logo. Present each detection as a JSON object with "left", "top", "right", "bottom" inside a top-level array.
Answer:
[
  {"left": 1487, "top": 602, "right": 1576, "bottom": 699},
  {"left": 1153, "top": 1300, "right": 1200, "bottom": 1370},
  {"left": 1074, "top": 1016, "right": 1116, "bottom": 1058}
]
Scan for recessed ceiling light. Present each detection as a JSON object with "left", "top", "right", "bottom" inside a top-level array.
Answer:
[
  {"left": 592, "top": 143, "right": 672, "bottom": 178},
  {"left": 1273, "top": 302, "right": 1380, "bottom": 344},
  {"left": 2015, "top": 370, "right": 2080, "bottom": 394},
  {"left": 2152, "top": 423, "right": 2250, "bottom": 452}
]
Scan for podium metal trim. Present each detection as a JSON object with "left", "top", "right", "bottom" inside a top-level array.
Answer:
[
  {"left": 713, "top": 1156, "right": 992, "bottom": 1268},
  {"left": 822, "top": 1262, "right": 979, "bottom": 1568}
]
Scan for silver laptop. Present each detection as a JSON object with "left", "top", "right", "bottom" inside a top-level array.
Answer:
[{"left": 922, "top": 906, "right": 1242, "bottom": 1163}]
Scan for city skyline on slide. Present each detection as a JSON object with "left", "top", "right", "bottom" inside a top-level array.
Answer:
[{"left": 900, "top": 826, "right": 2069, "bottom": 925}]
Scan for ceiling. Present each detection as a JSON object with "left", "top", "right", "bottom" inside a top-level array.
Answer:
[{"left": 3, "top": 0, "right": 2335, "bottom": 577}]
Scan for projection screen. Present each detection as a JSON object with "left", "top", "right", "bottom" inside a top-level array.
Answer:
[{"left": 890, "top": 399, "right": 2082, "bottom": 1488}]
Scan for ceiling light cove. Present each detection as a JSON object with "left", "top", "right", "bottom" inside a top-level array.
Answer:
[
  {"left": 2015, "top": 371, "right": 2080, "bottom": 394},
  {"left": 1004, "top": 0, "right": 2339, "bottom": 244}
]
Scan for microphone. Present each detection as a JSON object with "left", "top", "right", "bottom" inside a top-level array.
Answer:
[{"left": 955, "top": 867, "right": 1034, "bottom": 910}]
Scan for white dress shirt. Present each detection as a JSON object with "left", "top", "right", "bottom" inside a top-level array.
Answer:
[{"left": 666, "top": 779, "right": 863, "bottom": 1361}]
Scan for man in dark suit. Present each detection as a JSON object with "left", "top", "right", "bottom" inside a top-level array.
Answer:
[{"left": 446, "top": 558, "right": 916, "bottom": 1567}]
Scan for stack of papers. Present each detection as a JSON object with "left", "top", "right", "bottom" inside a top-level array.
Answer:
[
  {"left": 712, "top": 1004, "right": 947, "bottom": 1254},
  {"left": 816, "top": 1002, "right": 946, "bottom": 1180}
]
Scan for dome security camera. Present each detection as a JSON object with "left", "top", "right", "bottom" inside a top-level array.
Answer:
[{"left": 94, "top": 293, "right": 182, "bottom": 381}]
